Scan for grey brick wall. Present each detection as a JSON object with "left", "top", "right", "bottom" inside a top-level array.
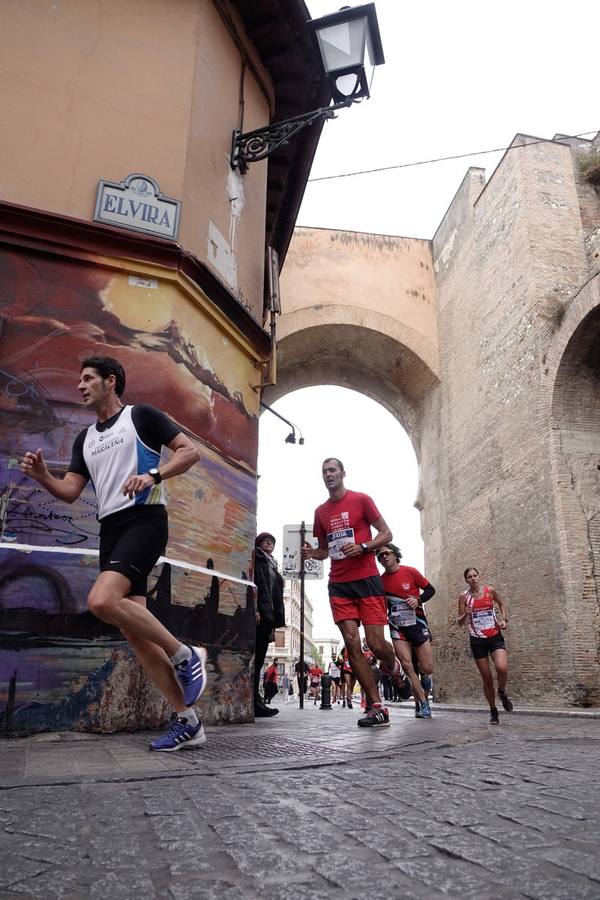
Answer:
[{"left": 422, "top": 135, "right": 600, "bottom": 707}]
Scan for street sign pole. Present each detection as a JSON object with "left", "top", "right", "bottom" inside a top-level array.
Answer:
[
  {"left": 299, "top": 519, "right": 306, "bottom": 710},
  {"left": 282, "top": 520, "right": 322, "bottom": 710}
]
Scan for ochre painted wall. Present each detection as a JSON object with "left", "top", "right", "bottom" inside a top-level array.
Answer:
[{"left": 0, "top": 0, "right": 270, "bottom": 318}]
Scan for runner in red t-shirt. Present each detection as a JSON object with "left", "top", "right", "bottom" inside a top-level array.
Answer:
[
  {"left": 302, "top": 458, "right": 409, "bottom": 728},
  {"left": 458, "top": 566, "right": 513, "bottom": 724},
  {"left": 309, "top": 664, "right": 324, "bottom": 705},
  {"left": 263, "top": 660, "right": 280, "bottom": 705},
  {"left": 378, "top": 543, "right": 434, "bottom": 719}
]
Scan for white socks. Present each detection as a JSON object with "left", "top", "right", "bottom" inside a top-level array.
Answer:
[
  {"left": 178, "top": 708, "right": 198, "bottom": 726},
  {"left": 171, "top": 645, "right": 192, "bottom": 667}
]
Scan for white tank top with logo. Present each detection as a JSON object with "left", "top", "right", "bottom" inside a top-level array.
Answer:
[{"left": 82, "top": 405, "right": 166, "bottom": 520}]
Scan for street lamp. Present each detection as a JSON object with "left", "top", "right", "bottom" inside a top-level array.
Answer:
[
  {"left": 311, "top": 3, "right": 384, "bottom": 103},
  {"left": 260, "top": 401, "right": 305, "bottom": 445},
  {"left": 231, "top": 3, "right": 384, "bottom": 173}
]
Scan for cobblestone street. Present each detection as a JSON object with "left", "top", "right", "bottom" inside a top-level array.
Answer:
[{"left": 1, "top": 701, "right": 600, "bottom": 899}]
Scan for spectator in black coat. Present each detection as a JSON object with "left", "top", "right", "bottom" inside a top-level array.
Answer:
[{"left": 252, "top": 532, "right": 285, "bottom": 718}]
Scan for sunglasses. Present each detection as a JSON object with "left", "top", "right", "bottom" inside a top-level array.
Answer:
[{"left": 377, "top": 550, "right": 393, "bottom": 561}]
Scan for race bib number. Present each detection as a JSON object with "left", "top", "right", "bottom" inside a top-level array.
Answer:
[
  {"left": 389, "top": 598, "right": 417, "bottom": 628},
  {"left": 472, "top": 609, "right": 496, "bottom": 631},
  {"left": 327, "top": 528, "right": 355, "bottom": 560}
]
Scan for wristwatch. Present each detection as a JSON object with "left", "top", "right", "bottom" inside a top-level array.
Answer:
[
  {"left": 148, "top": 468, "right": 162, "bottom": 484},
  {"left": 360, "top": 542, "right": 369, "bottom": 553}
]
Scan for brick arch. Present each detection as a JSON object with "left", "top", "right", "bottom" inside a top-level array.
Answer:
[
  {"left": 269, "top": 227, "right": 439, "bottom": 449},
  {"left": 264, "top": 306, "right": 439, "bottom": 452}
]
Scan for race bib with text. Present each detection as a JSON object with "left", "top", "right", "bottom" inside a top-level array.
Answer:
[
  {"left": 327, "top": 528, "right": 355, "bottom": 560},
  {"left": 389, "top": 596, "right": 417, "bottom": 628},
  {"left": 472, "top": 609, "right": 496, "bottom": 631}
]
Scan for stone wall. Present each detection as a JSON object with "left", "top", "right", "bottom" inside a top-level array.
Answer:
[{"left": 423, "top": 135, "right": 600, "bottom": 706}]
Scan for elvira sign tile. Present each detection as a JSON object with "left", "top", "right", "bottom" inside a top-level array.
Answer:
[{"left": 94, "top": 173, "right": 181, "bottom": 240}]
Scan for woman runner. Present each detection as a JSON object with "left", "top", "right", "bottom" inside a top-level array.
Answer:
[{"left": 458, "top": 567, "right": 514, "bottom": 724}]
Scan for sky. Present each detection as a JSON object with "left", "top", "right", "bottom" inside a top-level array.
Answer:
[{"left": 257, "top": 0, "right": 599, "bottom": 640}]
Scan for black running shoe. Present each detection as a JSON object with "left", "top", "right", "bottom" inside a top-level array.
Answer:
[
  {"left": 499, "top": 691, "right": 513, "bottom": 712},
  {"left": 255, "top": 704, "right": 279, "bottom": 718},
  {"left": 489, "top": 707, "right": 500, "bottom": 725},
  {"left": 357, "top": 704, "right": 390, "bottom": 728}
]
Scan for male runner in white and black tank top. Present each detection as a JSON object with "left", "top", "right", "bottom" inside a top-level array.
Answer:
[{"left": 20, "top": 356, "right": 208, "bottom": 752}]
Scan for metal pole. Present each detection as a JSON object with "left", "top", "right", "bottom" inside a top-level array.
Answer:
[{"left": 299, "top": 519, "right": 306, "bottom": 710}]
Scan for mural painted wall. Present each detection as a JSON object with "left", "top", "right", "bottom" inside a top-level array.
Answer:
[{"left": 0, "top": 245, "right": 263, "bottom": 734}]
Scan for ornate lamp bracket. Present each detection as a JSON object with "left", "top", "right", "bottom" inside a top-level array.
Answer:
[{"left": 231, "top": 101, "right": 349, "bottom": 174}]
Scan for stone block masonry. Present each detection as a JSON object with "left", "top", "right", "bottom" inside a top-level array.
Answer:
[{"left": 424, "top": 134, "right": 600, "bottom": 707}]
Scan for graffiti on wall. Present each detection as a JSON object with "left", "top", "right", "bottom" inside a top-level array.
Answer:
[{"left": 0, "top": 246, "right": 260, "bottom": 734}]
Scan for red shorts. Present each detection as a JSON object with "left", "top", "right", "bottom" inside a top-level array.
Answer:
[{"left": 328, "top": 575, "right": 388, "bottom": 626}]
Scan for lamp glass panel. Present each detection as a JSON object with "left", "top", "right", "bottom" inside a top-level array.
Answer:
[
  {"left": 335, "top": 73, "right": 360, "bottom": 99},
  {"left": 364, "top": 29, "right": 375, "bottom": 90},
  {"left": 316, "top": 16, "right": 367, "bottom": 73}
]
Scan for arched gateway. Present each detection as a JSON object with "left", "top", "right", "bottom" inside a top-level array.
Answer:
[
  {"left": 271, "top": 131, "right": 600, "bottom": 709},
  {"left": 267, "top": 227, "right": 439, "bottom": 450}
]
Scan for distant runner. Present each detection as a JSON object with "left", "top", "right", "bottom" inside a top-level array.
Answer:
[
  {"left": 309, "top": 663, "right": 324, "bottom": 705},
  {"left": 328, "top": 655, "right": 342, "bottom": 704},
  {"left": 341, "top": 647, "right": 355, "bottom": 708},
  {"left": 458, "top": 567, "right": 513, "bottom": 724}
]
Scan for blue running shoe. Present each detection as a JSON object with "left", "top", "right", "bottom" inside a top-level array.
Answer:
[
  {"left": 149, "top": 717, "right": 206, "bottom": 752},
  {"left": 420, "top": 674, "right": 432, "bottom": 697},
  {"left": 416, "top": 700, "right": 432, "bottom": 719},
  {"left": 175, "top": 646, "right": 207, "bottom": 707}
]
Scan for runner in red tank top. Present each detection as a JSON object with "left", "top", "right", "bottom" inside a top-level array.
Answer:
[{"left": 458, "top": 567, "right": 513, "bottom": 724}]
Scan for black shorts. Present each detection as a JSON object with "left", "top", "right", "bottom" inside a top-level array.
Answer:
[
  {"left": 331, "top": 677, "right": 341, "bottom": 685},
  {"left": 99, "top": 506, "right": 168, "bottom": 596},
  {"left": 470, "top": 634, "right": 506, "bottom": 659},
  {"left": 390, "top": 617, "right": 431, "bottom": 646}
]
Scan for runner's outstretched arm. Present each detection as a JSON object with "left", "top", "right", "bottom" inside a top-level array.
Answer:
[
  {"left": 302, "top": 538, "right": 329, "bottom": 561},
  {"left": 20, "top": 449, "right": 87, "bottom": 504}
]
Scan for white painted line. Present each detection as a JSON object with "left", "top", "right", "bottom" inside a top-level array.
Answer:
[
  {"left": 0, "top": 542, "right": 254, "bottom": 587},
  {"left": 0, "top": 542, "right": 98, "bottom": 557}
]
